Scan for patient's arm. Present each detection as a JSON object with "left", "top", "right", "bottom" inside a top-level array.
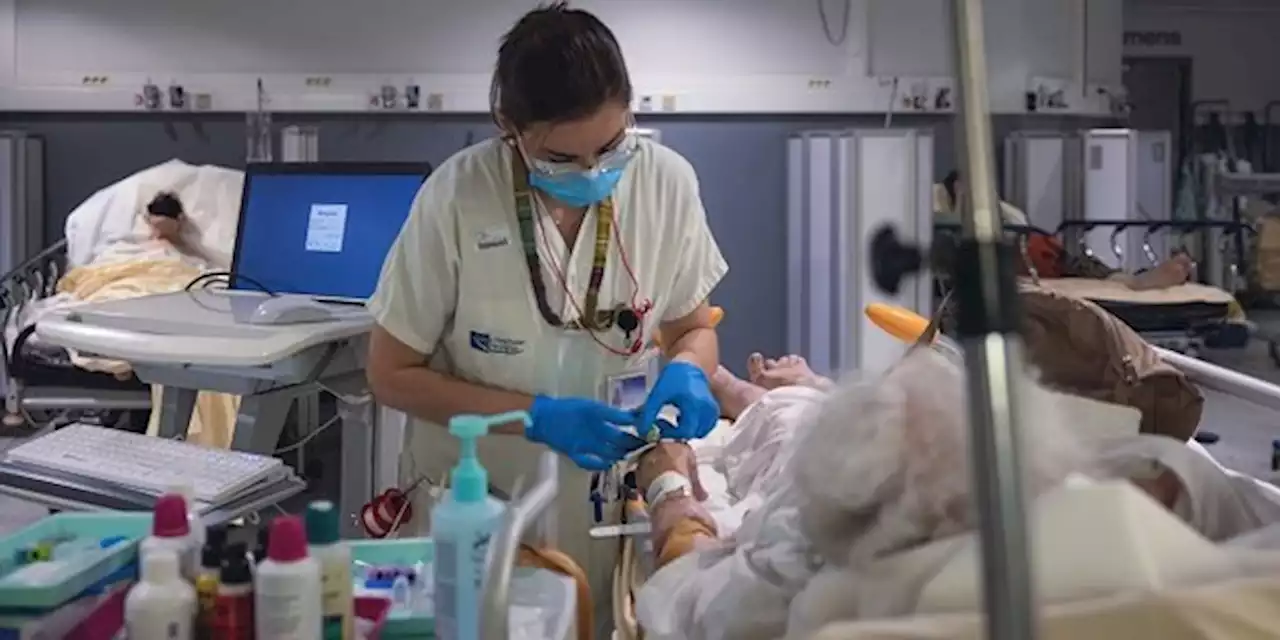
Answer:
[{"left": 636, "top": 443, "right": 719, "bottom": 567}]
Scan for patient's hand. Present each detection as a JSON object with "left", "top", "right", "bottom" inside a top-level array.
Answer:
[
  {"left": 748, "top": 353, "right": 823, "bottom": 390},
  {"left": 1128, "top": 253, "right": 1194, "bottom": 291}
]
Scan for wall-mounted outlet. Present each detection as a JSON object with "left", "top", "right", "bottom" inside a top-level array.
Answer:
[
  {"left": 141, "top": 82, "right": 163, "bottom": 110},
  {"left": 304, "top": 76, "right": 332, "bottom": 88},
  {"left": 80, "top": 75, "right": 109, "bottom": 85},
  {"left": 380, "top": 84, "right": 398, "bottom": 109},
  {"left": 168, "top": 84, "right": 187, "bottom": 110},
  {"left": 807, "top": 79, "right": 833, "bottom": 90}
]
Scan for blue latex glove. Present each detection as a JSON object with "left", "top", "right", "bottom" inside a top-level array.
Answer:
[
  {"left": 527, "top": 395, "right": 648, "bottom": 471},
  {"left": 639, "top": 361, "right": 719, "bottom": 440}
]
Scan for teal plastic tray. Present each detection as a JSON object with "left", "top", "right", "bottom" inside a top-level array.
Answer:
[
  {"left": 0, "top": 512, "right": 151, "bottom": 609},
  {"left": 349, "top": 537, "right": 435, "bottom": 639}
]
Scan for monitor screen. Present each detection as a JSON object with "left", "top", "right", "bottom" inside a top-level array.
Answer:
[{"left": 232, "top": 165, "right": 427, "bottom": 301}]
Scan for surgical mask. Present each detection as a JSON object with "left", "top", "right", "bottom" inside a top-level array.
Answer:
[{"left": 523, "top": 134, "right": 638, "bottom": 207}]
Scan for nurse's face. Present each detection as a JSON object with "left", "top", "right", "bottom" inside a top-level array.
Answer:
[{"left": 514, "top": 101, "right": 632, "bottom": 171}]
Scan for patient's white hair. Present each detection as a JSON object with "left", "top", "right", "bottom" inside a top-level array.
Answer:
[{"left": 792, "top": 346, "right": 1088, "bottom": 566}]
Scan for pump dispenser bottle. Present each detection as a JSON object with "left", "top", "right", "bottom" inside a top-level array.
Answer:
[{"left": 431, "top": 411, "right": 523, "bottom": 640}]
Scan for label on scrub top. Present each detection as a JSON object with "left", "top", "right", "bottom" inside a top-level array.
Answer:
[{"left": 304, "top": 203, "right": 349, "bottom": 253}]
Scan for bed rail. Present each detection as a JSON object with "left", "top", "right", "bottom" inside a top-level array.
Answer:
[{"left": 1, "top": 239, "right": 68, "bottom": 422}]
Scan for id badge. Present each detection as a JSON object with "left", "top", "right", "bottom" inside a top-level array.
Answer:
[{"left": 604, "top": 371, "right": 649, "bottom": 411}]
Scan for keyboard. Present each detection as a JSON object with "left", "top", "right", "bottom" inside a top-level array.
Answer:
[{"left": 4, "top": 424, "right": 286, "bottom": 505}]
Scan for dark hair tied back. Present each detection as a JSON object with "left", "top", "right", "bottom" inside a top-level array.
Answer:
[{"left": 490, "top": 1, "right": 633, "bottom": 131}]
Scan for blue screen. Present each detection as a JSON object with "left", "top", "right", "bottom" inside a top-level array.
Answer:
[{"left": 233, "top": 172, "right": 423, "bottom": 300}]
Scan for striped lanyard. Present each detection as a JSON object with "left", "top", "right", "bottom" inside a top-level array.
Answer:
[{"left": 510, "top": 151, "right": 616, "bottom": 331}]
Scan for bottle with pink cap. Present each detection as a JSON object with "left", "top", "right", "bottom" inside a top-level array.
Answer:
[
  {"left": 254, "top": 514, "right": 322, "bottom": 639},
  {"left": 141, "top": 493, "right": 201, "bottom": 582}
]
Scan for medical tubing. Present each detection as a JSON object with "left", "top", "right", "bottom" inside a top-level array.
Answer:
[{"left": 949, "top": 0, "right": 1038, "bottom": 638}]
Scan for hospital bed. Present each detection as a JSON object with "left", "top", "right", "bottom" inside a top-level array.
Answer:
[
  {"left": 933, "top": 218, "right": 1258, "bottom": 358},
  {"left": 2, "top": 160, "right": 244, "bottom": 429},
  {"left": 608, "top": 304, "right": 1280, "bottom": 639}
]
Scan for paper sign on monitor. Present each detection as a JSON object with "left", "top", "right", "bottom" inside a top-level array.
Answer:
[{"left": 305, "top": 203, "right": 348, "bottom": 253}]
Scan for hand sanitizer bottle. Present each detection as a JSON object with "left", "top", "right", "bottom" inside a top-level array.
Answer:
[{"left": 431, "top": 411, "right": 524, "bottom": 640}]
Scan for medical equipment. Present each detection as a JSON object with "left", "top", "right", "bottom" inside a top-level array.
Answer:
[
  {"left": 248, "top": 295, "right": 339, "bottom": 326},
  {"left": 786, "top": 128, "right": 934, "bottom": 376},
  {"left": 0, "top": 132, "right": 49, "bottom": 425},
  {"left": 1002, "top": 129, "right": 1177, "bottom": 275},
  {"left": 231, "top": 162, "right": 430, "bottom": 301},
  {"left": 2, "top": 424, "right": 286, "bottom": 506},
  {"left": 871, "top": 1, "right": 1038, "bottom": 636}
]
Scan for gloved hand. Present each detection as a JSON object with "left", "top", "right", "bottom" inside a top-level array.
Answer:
[
  {"left": 527, "top": 395, "right": 648, "bottom": 471},
  {"left": 639, "top": 361, "right": 720, "bottom": 440}
]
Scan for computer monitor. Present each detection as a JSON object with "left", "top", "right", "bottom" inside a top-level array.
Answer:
[{"left": 231, "top": 162, "right": 431, "bottom": 302}]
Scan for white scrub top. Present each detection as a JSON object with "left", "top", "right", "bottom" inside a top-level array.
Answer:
[{"left": 369, "top": 137, "right": 727, "bottom": 633}]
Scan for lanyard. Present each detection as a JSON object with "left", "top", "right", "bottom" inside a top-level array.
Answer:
[{"left": 510, "top": 151, "right": 616, "bottom": 331}]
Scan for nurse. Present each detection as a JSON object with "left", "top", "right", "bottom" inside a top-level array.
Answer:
[{"left": 365, "top": 1, "right": 727, "bottom": 632}]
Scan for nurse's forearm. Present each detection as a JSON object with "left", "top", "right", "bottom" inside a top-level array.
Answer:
[
  {"left": 374, "top": 367, "right": 532, "bottom": 436},
  {"left": 667, "top": 327, "right": 719, "bottom": 377}
]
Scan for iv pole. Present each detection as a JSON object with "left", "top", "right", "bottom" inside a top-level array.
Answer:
[{"left": 870, "top": 0, "right": 1039, "bottom": 638}]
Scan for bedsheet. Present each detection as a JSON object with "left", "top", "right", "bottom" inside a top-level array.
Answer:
[{"left": 638, "top": 384, "right": 1280, "bottom": 640}]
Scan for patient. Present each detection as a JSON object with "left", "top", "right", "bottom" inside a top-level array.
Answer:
[
  {"left": 936, "top": 170, "right": 1193, "bottom": 290},
  {"left": 632, "top": 344, "right": 1272, "bottom": 639},
  {"left": 145, "top": 192, "right": 213, "bottom": 267}
]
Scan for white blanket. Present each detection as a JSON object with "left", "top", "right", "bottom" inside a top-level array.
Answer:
[{"left": 638, "top": 385, "right": 1280, "bottom": 640}]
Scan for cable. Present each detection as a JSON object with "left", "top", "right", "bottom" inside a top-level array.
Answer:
[
  {"left": 817, "top": 0, "right": 851, "bottom": 46},
  {"left": 273, "top": 413, "right": 338, "bottom": 455},
  {"left": 183, "top": 270, "right": 276, "bottom": 295}
]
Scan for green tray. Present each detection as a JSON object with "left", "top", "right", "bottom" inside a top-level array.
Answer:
[
  {"left": 0, "top": 512, "right": 151, "bottom": 609},
  {"left": 349, "top": 537, "right": 435, "bottom": 639}
]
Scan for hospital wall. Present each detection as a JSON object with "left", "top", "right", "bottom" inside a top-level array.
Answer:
[
  {"left": 0, "top": 112, "right": 1104, "bottom": 376},
  {"left": 1124, "top": 0, "right": 1280, "bottom": 114}
]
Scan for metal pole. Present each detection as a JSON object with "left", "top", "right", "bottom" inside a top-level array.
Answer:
[{"left": 949, "top": 0, "right": 1039, "bottom": 638}]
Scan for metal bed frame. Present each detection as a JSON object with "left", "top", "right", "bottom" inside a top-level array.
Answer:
[
  {"left": 933, "top": 218, "right": 1260, "bottom": 356},
  {"left": 1, "top": 238, "right": 152, "bottom": 429}
]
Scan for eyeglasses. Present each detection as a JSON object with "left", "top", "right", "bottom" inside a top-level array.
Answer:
[{"left": 527, "top": 133, "right": 639, "bottom": 177}]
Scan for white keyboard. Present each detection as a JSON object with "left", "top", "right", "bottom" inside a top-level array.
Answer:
[{"left": 4, "top": 424, "right": 286, "bottom": 505}]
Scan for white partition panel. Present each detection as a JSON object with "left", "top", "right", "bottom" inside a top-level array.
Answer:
[
  {"left": 787, "top": 129, "right": 933, "bottom": 377},
  {"left": 1003, "top": 131, "right": 1076, "bottom": 231},
  {"left": 1082, "top": 128, "right": 1174, "bottom": 273}
]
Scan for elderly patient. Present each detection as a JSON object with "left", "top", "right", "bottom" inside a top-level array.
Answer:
[{"left": 629, "top": 344, "right": 1254, "bottom": 640}]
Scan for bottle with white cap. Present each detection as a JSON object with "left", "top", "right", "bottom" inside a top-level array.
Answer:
[
  {"left": 126, "top": 549, "right": 196, "bottom": 640},
  {"left": 142, "top": 493, "right": 201, "bottom": 581}
]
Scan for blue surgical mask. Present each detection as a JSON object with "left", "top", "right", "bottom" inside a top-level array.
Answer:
[
  {"left": 522, "top": 134, "right": 638, "bottom": 207},
  {"left": 528, "top": 167, "right": 625, "bottom": 208}
]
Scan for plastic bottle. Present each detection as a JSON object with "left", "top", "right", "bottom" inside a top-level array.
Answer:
[
  {"left": 195, "top": 527, "right": 225, "bottom": 639},
  {"left": 213, "top": 542, "right": 254, "bottom": 640},
  {"left": 125, "top": 549, "right": 196, "bottom": 640},
  {"left": 171, "top": 482, "right": 206, "bottom": 552},
  {"left": 254, "top": 515, "right": 321, "bottom": 639},
  {"left": 306, "top": 501, "right": 354, "bottom": 640},
  {"left": 431, "top": 411, "right": 521, "bottom": 640},
  {"left": 142, "top": 493, "right": 200, "bottom": 582}
]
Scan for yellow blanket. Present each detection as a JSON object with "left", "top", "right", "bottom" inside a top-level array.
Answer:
[{"left": 57, "top": 258, "right": 240, "bottom": 449}]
